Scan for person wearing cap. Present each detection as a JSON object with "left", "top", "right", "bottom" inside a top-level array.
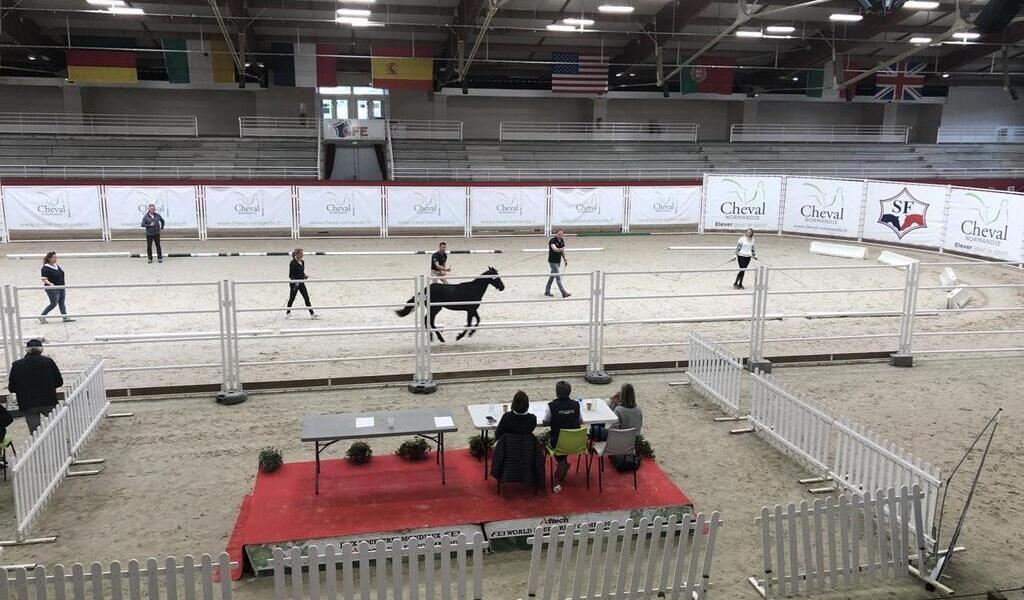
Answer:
[{"left": 6, "top": 339, "right": 63, "bottom": 434}]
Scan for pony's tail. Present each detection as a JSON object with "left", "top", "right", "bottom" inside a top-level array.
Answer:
[{"left": 395, "top": 296, "right": 415, "bottom": 317}]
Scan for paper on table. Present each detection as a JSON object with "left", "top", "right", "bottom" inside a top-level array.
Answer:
[
  {"left": 434, "top": 416, "right": 455, "bottom": 428},
  {"left": 355, "top": 417, "right": 375, "bottom": 428}
]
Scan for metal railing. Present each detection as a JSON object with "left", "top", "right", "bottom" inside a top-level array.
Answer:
[
  {"left": 500, "top": 121, "right": 699, "bottom": 142},
  {"left": 936, "top": 125, "right": 1024, "bottom": 144},
  {"left": 388, "top": 120, "right": 464, "bottom": 141},
  {"left": 238, "top": 116, "right": 318, "bottom": 138},
  {"left": 0, "top": 112, "right": 198, "bottom": 137},
  {"left": 0, "top": 164, "right": 318, "bottom": 179},
  {"left": 730, "top": 124, "right": 910, "bottom": 144}
]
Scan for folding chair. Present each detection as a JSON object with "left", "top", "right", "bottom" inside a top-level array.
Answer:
[
  {"left": 591, "top": 427, "right": 638, "bottom": 492},
  {"left": 546, "top": 427, "right": 590, "bottom": 491}
]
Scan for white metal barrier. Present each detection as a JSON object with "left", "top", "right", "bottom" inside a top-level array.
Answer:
[
  {"left": 271, "top": 534, "right": 487, "bottom": 600},
  {"left": 10, "top": 358, "right": 108, "bottom": 542},
  {"left": 0, "top": 112, "right": 198, "bottom": 137},
  {"left": 238, "top": 116, "right": 318, "bottom": 138},
  {"left": 936, "top": 126, "right": 1024, "bottom": 144},
  {"left": 729, "top": 124, "right": 910, "bottom": 144},
  {"left": 749, "top": 486, "right": 926, "bottom": 599},
  {"left": 749, "top": 370, "right": 833, "bottom": 476},
  {"left": 1, "top": 553, "right": 233, "bottom": 600},
  {"left": 388, "top": 120, "right": 464, "bottom": 141},
  {"left": 390, "top": 165, "right": 1024, "bottom": 180},
  {"left": 525, "top": 515, "right": 723, "bottom": 600},
  {"left": 0, "top": 165, "right": 318, "bottom": 180},
  {"left": 830, "top": 419, "right": 943, "bottom": 543},
  {"left": 686, "top": 331, "right": 745, "bottom": 417},
  {"left": 500, "top": 122, "right": 699, "bottom": 142}
]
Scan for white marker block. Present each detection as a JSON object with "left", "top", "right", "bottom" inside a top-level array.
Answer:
[
  {"left": 808, "top": 241, "right": 867, "bottom": 260},
  {"left": 877, "top": 251, "right": 918, "bottom": 266},
  {"left": 939, "top": 268, "right": 959, "bottom": 289},
  {"left": 947, "top": 287, "right": 971, "bottom": 310}
]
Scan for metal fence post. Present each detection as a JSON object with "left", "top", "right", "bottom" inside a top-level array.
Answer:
[
  {"left": 0, "top": 285, "right": 16, "bottom": 377},
  {"left": 890, "top": 262, "right": 919, "bottom": 367},
  {"left": 409, "top": 275, "right": 437, "bottom": 394},
  {"left": 748, "top": 266, "right": 772, "bottom": 373},
  {"left": 585, "top": 270, "right": 612, "bottom": 385}
]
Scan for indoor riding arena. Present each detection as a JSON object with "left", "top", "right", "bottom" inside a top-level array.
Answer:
[{"left": 0, "top": 2, "right": 1022, "bottom": 600}]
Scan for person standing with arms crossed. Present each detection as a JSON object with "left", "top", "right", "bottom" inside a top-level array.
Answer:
[
  {"left": 431, "top": 242, "right": 451, "bottom": 283},
  {"left": 544, "top": 229, "right": 572, "bottom": 298},
  {"left": 141, "top": 204, "right": 165, "bottom": 264},
  {"left": 733, "top": 228, "right": 756, "bottom": 289},
  {"left": 7, "top": 339, "right": 63, "bottom": 434},
  {"left": 286, "top": 248, "right": 319, "bottom": 319}
]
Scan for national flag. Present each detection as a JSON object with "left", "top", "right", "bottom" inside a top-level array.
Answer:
[
  {"left": 836, "top": 54, "right": 857, "bottom": 100},
  {"left": 209, "top": 39, "right": 236, "bottom": 84},
  {"left": 680, "top": 57, "right": 735, "bottom": 95},
  {"left": 371, "top": 46, "right": 433, "bottom": 90},
  {"left": 551, "top": 52, "right": 608, "bottom": 95},
  {"left": 806, "top": 68, "right": 824, "bottom": 98},
  {"left": 181, "top": 39, "right": 236, "bottom": 85},
  {"left": 65, "top": 50, "right": 137, "bottom": 84},
  {"left": 316, "top": 43, "right": 338, "bottom": 87},
  {"left": 874, "top": 61, "right": 926, "bottom": 101},
  {"left": 162, "top": 38, "right": 189, "bottom": 84},
  {"left": 271, "top": 42, "right": 296, "bottom": 87}
]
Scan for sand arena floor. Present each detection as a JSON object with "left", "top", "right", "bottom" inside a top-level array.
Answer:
[
  {"left": 0, "top": 360, "right": 1019, "bottom": 600},
  {"left": 1, "top": 233, "right": 1023, "bottom": 391}
]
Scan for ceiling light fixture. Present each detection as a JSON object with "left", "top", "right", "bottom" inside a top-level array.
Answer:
[
  {"left": 87, "top": 0, "right": 126, "bottom": 5},
  {"left": 735, "top": 29, "right": 764, "bottom": 37},
  {"left": 108, "top": 6, "right": 144, "bottom": 14},
  {"left": 791, "top": 76, "right": 799, "bottom": 81},
  {"left": 338, "top": 0, "right": 376, "bottom": 2},
  {"left": 562, "top": 17, "right": 595, "bottom": 25},
  {"left": 336, "top": 16, "right": 378, "bottom": 26},
  {"left": 337, "top": 8, "right": 371, "bottom": 16},
  {"left": 953, "top": 32, "right": 980, "bottom": 40},
  {"left": 546, "top": 24, "right": 577, "bottom": 31},
  {"left": 598, "top": 4, "right": 634, "bottom": 13},
  {"left": 629, "top": 72, "right": 635, "bottom": 77},
  {"left": 762, "top": 34, "right": 793, "bottom": 39},
  {"left": 942, "top": 72, "right": 950, "bottom": 78},
  {"left": 909, "top": 36, "right": 932, "bottom": 43},
  {"left": 28, "top": 55, "right": 37, "bottom": 61},
  {"left": 829, "top": 13, "right": 863, "bottom": 21},
  {"left": 765, "top": 25, "right": 795, "bottom": 33},
  {"left": 903, "top": 0, "right": 939, "bottom": 8},
  {"left": 615, "top": 72, "right": 624, "bottom": 77}
]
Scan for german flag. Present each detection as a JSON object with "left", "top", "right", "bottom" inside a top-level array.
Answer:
[
  {"left": 371, "top": 46, "right": 433, "bottom": 90},
  {"left": 66, "top": 50, "right": 138, "bottom": 84}
]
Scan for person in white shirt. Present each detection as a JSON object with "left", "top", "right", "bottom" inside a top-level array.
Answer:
[{"left": 733, "top": 228, "right": 755, "bottom": 289}]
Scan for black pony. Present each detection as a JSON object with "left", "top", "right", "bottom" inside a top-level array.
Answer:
[{"left": 395, "top": 267, "right": 505, "bottom": 342}]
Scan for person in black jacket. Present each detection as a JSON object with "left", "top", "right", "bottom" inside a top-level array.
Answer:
[
  {"left": 542, "top": 380, "right": 582, "bottom": 490},
  {"left": 7, "top": 339, "right": 63, "bottom": 434},
  {"left": 495, "top": 391, "right": 537, "bottom": 439},
  {"left": 286, "top": 248, "right": 319, "bottom": 319},
  {"left": 39, "top": 251, "right": 75, "bottom": 324},
  {"left": 140, "top": 204, "right": 165, "bottom": 264}
]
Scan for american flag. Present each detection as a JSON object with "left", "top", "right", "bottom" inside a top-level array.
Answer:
[
  {"left": 874, "top": 61, "right": 926, "bottom": 101},
  {"left": 551, "top": 52, "right": 608, "bottom": 95}
]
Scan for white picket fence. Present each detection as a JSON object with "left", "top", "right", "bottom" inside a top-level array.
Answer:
[
  {"left": 11, "top": 358, "right": 108, "bottom": 540},
  {"left": 830, "top": 419, "right": 943, "bottom": 543},
  {"left": 749, "top": 370, "right": 834, "bottom": 476},
  {"left": 271, "top": 533, "right": 487, "bottom": 600},
  {"left": 525, "top": 514, "right": 723, "bottom": 600},
  {"left": 686, "top": 333, "right": 745, "bottom": 418},
  {"left": 0, "top": 553, "right": 233, "bottom": 600},
  {"left": 749, "top": 486, "right": 926, "bottom": 599}
]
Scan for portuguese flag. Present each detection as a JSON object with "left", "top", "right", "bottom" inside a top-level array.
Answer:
[
  {"left": 680, "top": 56, "right": 735, "bottom": 95},
  {"left": 66, "top": 50, "right": 138, "bottom": 84}
]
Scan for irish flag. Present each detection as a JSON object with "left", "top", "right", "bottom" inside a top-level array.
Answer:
[{"left": 66, "top": 50, "right": 138, "bottom": 84}]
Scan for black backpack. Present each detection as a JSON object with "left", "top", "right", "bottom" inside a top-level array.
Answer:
[{"left": 612, "top": 453, "right": 641, "bottom": 472}]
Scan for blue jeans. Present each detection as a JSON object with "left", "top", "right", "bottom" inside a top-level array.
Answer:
[
  {"left": 545, "top": 262, "right": 568, "bottom": 296},
  {"left": 42, "top": 288, "right": 67, "bottom": 316}
]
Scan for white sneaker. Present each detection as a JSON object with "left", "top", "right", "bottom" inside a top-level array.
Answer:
[
  {"left": 310, "top": 313, "right": 321, "bottom": 320},
  {"left": 38, "top": 317, "right": 47, "bottom": 324},
  {"left": 552, "top": 484, "right": 562, "bottom": 493}
]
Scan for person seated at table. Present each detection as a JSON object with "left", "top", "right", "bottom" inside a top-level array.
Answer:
[
  {"left": 611, "top": 383, "right": 643, "bottom": 435},
  {"left": 495, "top": 391, "right": 537, "bottom": 439},
  {"left": 542, "top": 380, "right": 582, "bottom": 489}
]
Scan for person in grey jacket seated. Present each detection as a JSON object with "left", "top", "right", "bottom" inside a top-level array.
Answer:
[
  {"left": 495, "top": 391, "right": 537, "bottom": 439},
  {"left": 611, "top": 383, "right": 643, "bottom": 435}
]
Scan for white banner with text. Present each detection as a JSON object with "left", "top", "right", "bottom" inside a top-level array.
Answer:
[
  {"left": 470, "top": 187, "right": 547, "bottom": 228},
  {"left": 2, "top": 186, "right": 103, "bottom": 231},
  {"left": 781, "top": 177, "right": 864, "bottom": 238},
  {"left": 105, "top": 186, "right": 199, "bottom": 232},
  {"left": 387, "top": 186, "right": 467, "bottom": 228},
  {"left": 298, "top": 186, "right": 382, "bottom": 229},
  {"left": 204, "top": 186, "right": 294, "bottom": 230},
  {"left": 943, "top": 188, "right": 1024, "bottom": 261},
  {"left": 628, "top": 186, "right": 701, "bottom": 225},
  {"left": 702, "top": 175, "right": 783, "bottom": 231},
  {"left": 551, "top": 187, "right": 625, "bottom": 227},
  {"left": 861, "top": 181, "right": 948, "bottom": 248}
]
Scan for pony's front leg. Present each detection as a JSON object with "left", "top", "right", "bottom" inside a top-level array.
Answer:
[
  {"left": 456, "top": 311, "right": 473, "bottom": 341},
  {"left": 466, "top": 310, "right": 481, "bottom": 338},
  {"left": 430, "top": 307, "right": 445, "bottom": 343}
]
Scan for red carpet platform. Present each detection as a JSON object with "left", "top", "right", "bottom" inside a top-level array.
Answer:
[{"left": 225, "top": 449, "right": 692, "bottom": 579}]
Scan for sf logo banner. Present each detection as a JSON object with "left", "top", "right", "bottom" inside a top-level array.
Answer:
[{"left": 878, "top": 189, "right": 928, "bottom": 239}]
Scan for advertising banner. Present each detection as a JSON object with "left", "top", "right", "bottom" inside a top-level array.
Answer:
[
  {"left": 322, "top": 118, "right": 386, "bottom": 140},
  {"left": 470, "top": 187, "right": 547, "bottom": 228},
  {"left": 781, "top": 177, "right": 864, "bottom": 238},
  {"left": 628, "top": 186, "right": 701, "bottom": 225},
  {"left": 943, "top": 188, "right": 1024, "bottom": 261},
  {"left": 702, "top": 175, "right": 783, "bottom": 231},
  {"left": 550, "top": 187, "right": 625, "bottom": 227},
  {"left": 2, "top": 186, "right": 103, "bottom": 230},
  {"left": 105, "top": 186, "right": 199, "bottom": 232},
  {"left": 204, "top": 186, "right": 294, "bottom": 229},
  {"left": 387, "top": 186, "right": 466, "bottom": 228},
  {"left": 298, "top": 186, "right": 382, "bottom": 229},
  {"left": 862, "top": 181, "right": 948, "bottom": 248}
]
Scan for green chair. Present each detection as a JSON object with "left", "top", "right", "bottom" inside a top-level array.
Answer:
[
  {"left": 546, "top": 428, "right": 590, "bottom": 491},
  {"left": 1, "top": 434, "right": 16, "bottom": 482}
]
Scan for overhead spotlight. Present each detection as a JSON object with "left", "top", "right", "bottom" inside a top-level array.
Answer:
[
  {"left": 87, "top": 0, "right": 126, "bottom": 4},
  {"left": 629, "top": 72, "right": 636, "bottom": 77},
  {"left": 903, "top": 0, "right": 939, "bottom": 8},
  {"left": 337, "top": 0, "right": 376, "bottom": 2},
  {"left": 829, "top": 13, "right": 863, "bottom": 21},
  {"left": 335, "top": 16, "right": 379, "bottom": 26},
  {"left": 953, "top": 32, "right": 980, "bottom": 40},
  {"left": 909, "top": 37, "right": 932, "bottom": 44},
  {"left": 735, "top": 29, "right": 764, "bottom": 38},
  {"left": 108, "top": 6, "right": 144, "bottom": 14},
  {"left": 562, "top": 18, "right": 595, "bottom": 25},
  {"left": 765, "top": 25, "right": 795, "bottom": 33},
  {"left": 615, "top": 72, "right": 624, "bottom": 77},
  {"left": 941, "top": 73, "right": 950, "bottom": 78},
  {"left": 244, "top": 62, "right": 251, "bottom": 67},
  {"left": 791, "top": 76, "right": 799, "bottom": 81},
  {"left": 546, "top": 24, "right": 576, "bottom": 31},
  {"left": 598, "top": 5, "right": 634, "bottom": 13},
  {"left": 337, "top": 8, "right": 371, "bottom": 16},
  {"left": 28, "top": 55, "right": 37, "bottom": 61}
]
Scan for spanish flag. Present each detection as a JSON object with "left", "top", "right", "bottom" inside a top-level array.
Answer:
[
  {"left": 371, "top": 46, "right": 433, "bottom": 90},
  {"left": 66, "top": 50, "right": 138, "bottom": 84}
]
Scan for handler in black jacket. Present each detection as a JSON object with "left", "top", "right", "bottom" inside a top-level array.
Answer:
[
  {"left": 7, "top": 339, "right": 63, "bottom": 434},
  {"left": 140, "top": 204, "right": 165, "bottom": 264},
  {"left": 542, "top": 380, "right": 582, "bottom": 489},
  {"left": 286, "top": 248, "right": 319, "bottom": 319}
]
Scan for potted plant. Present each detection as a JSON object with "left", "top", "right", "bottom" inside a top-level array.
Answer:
[
  {"left": 635, "top": 435, "right": 655, "bottom": 459},
  {"left": 346, "top": 441, "right": 373, "bottom": 465},
  {"left": 258, "top": 447, "right": 283, "bottom": 473},
  {"left": 468, "top": 435, "right": 494, "bottom": 460},
  {"left": 396, "top": 438, "right": 431, "bottom": 461}
]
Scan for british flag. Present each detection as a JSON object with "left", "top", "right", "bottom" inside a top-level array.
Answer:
[{"left": 874, "top": 61, "right": 926, "bottom": 101}]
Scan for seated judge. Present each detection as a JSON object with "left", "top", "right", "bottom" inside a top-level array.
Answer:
[{"left": 495, "top": 390, "right": 537, "bottom": 439}]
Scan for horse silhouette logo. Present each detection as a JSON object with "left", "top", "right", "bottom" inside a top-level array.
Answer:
[
  {"left": 325, "top": 191, "right": 356, "bottom": 216},
  {"left": 494, "top": 191, "right": 524, "bottom": 216},
  {"left": 878, "top": 188, "right": 928, "bottom": 239},
  {"left": 965, "top": 193, "right": 1007, "bottom": 226},
  {"left": 723, "top": 178, "right": 766, "bottom": 204},
  {"left": 413, "top": 190, "right": 442, "bottom": 216},
  {"left": 36, "top": 191, "right": 70, "bottom": 218},
  {"left": 959, "top": 192, "right": 1009, "bottom": 242},
  {"left": 332, "top": 120, "right": 352, "bottom": 138},
  {"left": 799, "top": 182, "right": 845, "bottom": 221},
  {"left": 651, "top": 189, "right": 680, "bottom": 213},
  {"left": 132, "top": 190, "right": 171, "bottom": 219},
  {"left": 232, "top": 190, "right": 266, "bottom": 217},
  {"left": 574, "top": 189, "right": 601, "bottom": 215}
]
